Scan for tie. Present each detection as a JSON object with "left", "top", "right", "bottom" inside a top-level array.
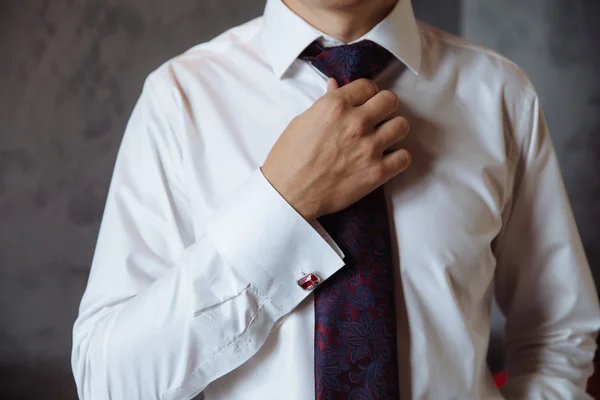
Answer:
[{"left": 299, "top": 40, "right": 400, "bottom": 400}]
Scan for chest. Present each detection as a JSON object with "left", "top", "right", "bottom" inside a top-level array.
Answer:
[{"left": 181, "top": 69, "right": 512, "bottom": 290}]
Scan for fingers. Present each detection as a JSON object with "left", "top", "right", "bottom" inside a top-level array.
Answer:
[
  {"left": 381, "top": 148, "right": 412, "bottom": 179},
  {"left": 326, "top": 78, "right": 339, "bottom": 93},
  {"left": 359, "top": 89, "right": 399, "bottom": 126},
  {"left": 372, "top": 116, "right": 410, "bottom": 154},
  {"left": 373, "top": 115, "right": 411, "bottom": 181},
  {"left": 336, "top": 78, "right": 379, "bottom": 106}
]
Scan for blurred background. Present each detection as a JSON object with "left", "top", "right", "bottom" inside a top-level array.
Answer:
[{"left": 1, "top": 0, "right": 599, "bottom": 398}]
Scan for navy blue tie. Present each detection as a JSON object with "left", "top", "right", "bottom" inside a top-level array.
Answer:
[{"left": 300, "top": 40, "right": 401, "bottom": 400}]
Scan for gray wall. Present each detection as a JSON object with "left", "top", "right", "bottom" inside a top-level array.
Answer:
[{"left": 1, "top": 1, "right": 598, "bottom": 398}]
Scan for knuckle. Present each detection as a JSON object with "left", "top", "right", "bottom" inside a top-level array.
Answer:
[
  {"left": 398, "top": 117, "right": 411, "bottom": 132},
  {"left": 381, "top": 90, "right": 399, "bottom": 108},
  {"left": 346, "top": 115, "right": 369, "bottom": 136},
  {"left": 390, "top": 116, "right": 410, "bottom": 134},
  {"left": 358, "top": 79, "right": 378, "bottom": 97},
  {"left": 391, "top": 116, "right": 406, "bottom": 131},
  {"left": 368, "top": 165, "right": 386, "bottom": 184},
  {"left": 358, "top": 141, "right": 375, "bottom": 158},
  {"left": 326, "top": 96, "right": 346, "bottom": 116}
]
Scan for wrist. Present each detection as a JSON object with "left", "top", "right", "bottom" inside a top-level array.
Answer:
[
  {"left": 278, "top": 188, "right": 320, "bottom": 222},
  {"left": 260, "top": 166, "right": 319, "bottom": 222},
  {"left": 295, "top": 202, "right": 319, "bottom": 223}
]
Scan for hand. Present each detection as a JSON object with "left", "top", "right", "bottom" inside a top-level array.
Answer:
[{"left": 261, "top": 78, "right": 411, "bottom": 221}]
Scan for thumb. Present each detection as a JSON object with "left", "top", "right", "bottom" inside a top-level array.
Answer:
[{"left": 326, "top": 77, "right": 339, "bottom": 93}]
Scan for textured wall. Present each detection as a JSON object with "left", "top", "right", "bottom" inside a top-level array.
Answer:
[
  {"left": 0, "top": 1, "right": 266, "bottom": 398},
  {"left": 1, "top": 0, "right": 597, "bottom": 399}
]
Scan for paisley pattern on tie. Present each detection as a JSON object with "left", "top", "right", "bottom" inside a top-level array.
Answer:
[
  {"left": 299, "top": 40, "right": 401, "bottom": 400},
  {"left": 299, "top": 40, "right": 395, "bottom": 86}
]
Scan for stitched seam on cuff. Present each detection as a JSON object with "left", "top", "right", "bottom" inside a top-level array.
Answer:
[{"left": 161, "top": 297, "right": 271, "bottom": 397}]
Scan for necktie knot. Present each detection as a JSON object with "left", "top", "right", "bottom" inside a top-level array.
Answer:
[{"left": 299, "top": 39, "right": 395, "bottom": 86}]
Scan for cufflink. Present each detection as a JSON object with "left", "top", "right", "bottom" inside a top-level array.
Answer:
[{"left": 297, "top": 273, "right": 321, "bottom": 291}]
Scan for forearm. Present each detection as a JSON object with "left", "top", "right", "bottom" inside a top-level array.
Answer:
[
  {"left": 72, "top": 167, "right": 346, "bottom": 399},
  {"left": 72, "top": 235, "right": 278, "bottom": 399}
]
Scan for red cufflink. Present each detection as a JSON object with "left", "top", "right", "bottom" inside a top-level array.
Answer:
[{"left": 297, "top": 273, "right": 321, "bottom": 291}]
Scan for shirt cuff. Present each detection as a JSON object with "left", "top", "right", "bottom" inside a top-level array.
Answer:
[
  {"left": 205, "top": 167, "right": 346, "bottom": 313},
  {"left": 500, "top": 374, "right": 594, "bottom": 400}
]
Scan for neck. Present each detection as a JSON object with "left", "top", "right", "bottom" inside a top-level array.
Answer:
[{"left": 283, "top": 0, "right": 397, "bottom": 43}]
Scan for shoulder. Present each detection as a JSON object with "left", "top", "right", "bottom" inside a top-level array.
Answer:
[
  {"left": 144, "top": 16, "right": 264, "bottom": 91},
  {"left": 417, "top": 20, "right": 537, "bottom": 102},
  {"left": 125, "top": 17, "right": 265, "bottom": 149},
  {"left": 418, "top": 21, "right": 541, "bottom": 141}
]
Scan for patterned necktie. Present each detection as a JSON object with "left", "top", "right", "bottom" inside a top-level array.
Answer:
[{"left": 299, "top": 40, "right": 400, "bottom": 400}]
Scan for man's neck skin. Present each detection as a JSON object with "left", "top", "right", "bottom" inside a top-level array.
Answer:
[{"left": 283, "top": 0, "right": 398, "bottom": 43}]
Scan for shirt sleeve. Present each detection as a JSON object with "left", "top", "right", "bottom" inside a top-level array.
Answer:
[
  {"left": 70, "top": 69, "right": 346, "bottom": 400},
  {"left": 494, "top": 85, "right": 600, "bottom": 399}
]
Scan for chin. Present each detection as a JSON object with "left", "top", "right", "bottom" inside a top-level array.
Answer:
[{"left": 318, "top": 0, "right": 394, "bottom": 10}]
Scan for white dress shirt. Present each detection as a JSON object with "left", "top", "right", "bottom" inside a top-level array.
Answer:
[{"left": 71, "top": 0, "right": 600, "bottom": 399}]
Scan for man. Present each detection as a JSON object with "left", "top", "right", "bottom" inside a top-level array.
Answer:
[{"left": 71, "top": 0, "right": 600, "bottom": 398}]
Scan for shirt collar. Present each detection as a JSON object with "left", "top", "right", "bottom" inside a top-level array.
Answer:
[{"left": 261, "top": 0, "right": 422, "bottom": 79}]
